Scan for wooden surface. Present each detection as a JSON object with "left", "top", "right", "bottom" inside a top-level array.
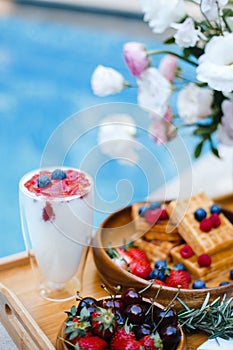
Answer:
[{"left": 0, "top": 193, "right": 232, "bottom": 349}]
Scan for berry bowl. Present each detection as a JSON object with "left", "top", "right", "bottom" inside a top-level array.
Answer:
[
  {"left": 57, "top": 287, "right": 186, "bottom": 350},
  {"left": 92, "top": 201, "right": 233, "bottom": 310}
]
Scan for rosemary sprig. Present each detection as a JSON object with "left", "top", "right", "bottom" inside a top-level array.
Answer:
[{"left": 177, "top": 293, "right": 233, "bottom": 340}]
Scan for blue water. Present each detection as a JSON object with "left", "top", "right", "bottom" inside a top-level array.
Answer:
[{"left": 0, "top": 11, "right": 201, "bottom": 258}]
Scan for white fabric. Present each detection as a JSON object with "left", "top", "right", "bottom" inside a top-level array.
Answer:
[{"left": 197, "top": 337, "right": 233, "bottom": 349}]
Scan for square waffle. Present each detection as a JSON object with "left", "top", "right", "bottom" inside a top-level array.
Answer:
[
  {"left": 132, "top": 202, "right": 181, "bottom": 242},
  {"left": 171, "top": 243, "right": 233, "bottom": 281},
  {"left": 134, "top": 238, "right": 178, "bottom": 263},
  {"left": 167, "top": 193, "right": 233, "bottom": 255}
]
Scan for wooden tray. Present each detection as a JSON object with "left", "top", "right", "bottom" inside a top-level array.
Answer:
[{"left": 0, "top": 193, "right": 232, "bottom": 349}]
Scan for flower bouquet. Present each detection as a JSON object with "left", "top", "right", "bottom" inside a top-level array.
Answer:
[{"left": 91, "top": 0, "right": 233, "bottom": 158}]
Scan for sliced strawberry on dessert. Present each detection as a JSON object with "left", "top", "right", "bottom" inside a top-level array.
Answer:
[
  {"left": 78, "top": 335, "right": 108, "bottom": 350},
  {"left": 110, "top": 326, "right": 135, "bottom": 350},
  {"left": 139, "top": 332, "right": 163, "bottom": 350},
  {"left": 165, "top": 270, "right": 190, "bottom": 289},
  {"left": 129, "top": 259, "right": 152, "bottom": 279},
  {"left": 91, "top": 306, "right": 116, "bottom": 338}
]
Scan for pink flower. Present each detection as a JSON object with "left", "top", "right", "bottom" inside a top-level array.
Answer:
[
  {"left": 217, "top": 95, "right": 233, "bottom": 146},
  {"left": 159, "top": 55, "right": 178, "bottom": 83},
  {"left": 123, "top": 42, "right": 149, "bottom": 76},
  {"left": 149, "top": 107, "right": 176, "bottom": 144}
]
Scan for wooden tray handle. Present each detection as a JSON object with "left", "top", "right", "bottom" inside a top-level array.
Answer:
[{"left": 0, "top": 283, "right": 55, "bottom": 350}]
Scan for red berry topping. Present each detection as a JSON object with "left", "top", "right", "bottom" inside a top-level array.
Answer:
[
  {"left": 200, "top": 218, "right": 212, "bottom": 232},
  {"left": 165, "top": 270, "right": 190, "bottom": 289},
  {"left": 197, "top": 254, "right": 212, "bottom": 267},
  {"left": 210, "top": 213, "right": 221, "bottom": 228},
  {"left": 145, "top": 209, "right": 161, "bottom": 225},
  {"left": 180, "top": 244, "right": 193, "bottom": 259},
  {"left": 159, "top": 208, "right": 169, "bottom": 220}
]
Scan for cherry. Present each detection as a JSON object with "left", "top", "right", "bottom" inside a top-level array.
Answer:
[
  {"left": 124, "top": 303, "right": 145, "bottom": 324},
  {"left": 134, "top": 323, "right": 152, "bottom": 340},
  {"left": 76, "top": 297, "right": 97, "bottom": 315},
  {"left": 159, "top": 325, "right": 181, "bottom": 350},
  {"left": 99, "top": 298, "right": 124, "bottom": 312},
  {"left": 153, "top": 308, "right": 178, "bottom": 329},
  {"left": 121, "top": 287, "right": 142, "bottom": 306}
]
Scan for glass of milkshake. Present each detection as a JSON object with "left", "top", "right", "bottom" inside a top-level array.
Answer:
[{"left": 19, "top": 167, "right": 94, "bottom": 302}]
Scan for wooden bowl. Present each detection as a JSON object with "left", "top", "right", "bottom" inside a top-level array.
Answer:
[
  {"left": 57, "top": 295, "right": 186, "bottom": 350},
  {"left": 93, "top": 204, "right": 233, "bottom": 310}
]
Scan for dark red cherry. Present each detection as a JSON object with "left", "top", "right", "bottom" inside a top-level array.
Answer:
[
  {"left": 134, "top": 323, "right": 152, "bottom": 340},
  {"left": 76, "top": 297, "right": 97, "bottom": 315},
  {"left": 121, "top": 288, "right": 142, "bottom": 305},
  {"left": 98, "top": 298, "right": 124, "bottom": 312},
  {"left": 124, "top": 303, "right": 145, "bottom": 324},
  {"left": 159, "top": 325, "right": 181, "bottom": 350},
  {"left": 153, "top": 308, "right": 178, "bottom": 329}
]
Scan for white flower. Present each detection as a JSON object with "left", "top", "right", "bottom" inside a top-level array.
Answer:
[
  {"left": 193, "top": 0, "right": 228, "bottom": 20},
  {"left": 177, "top": 83, "right": 213, "bottom": 123},
  {"left": 91, "top": 65, "right": 125, "bottom": 96},
  {"left": 172, "top": 18, "right": 201, "bottom": 48},
  {"left": 140, "top": 0, "right": 186, "bottom": 34},
  {"left": 217, "top": 95, "right": 233, "bottom": 146},
  {"left": 98, "top": 114, "right": 141, "bottom": 164},
  {"left": 137, "top": 67, "right": 171, "bottom": 117},
  {"left": 197, "top": 33, "right": 233, "bottom": 92}
]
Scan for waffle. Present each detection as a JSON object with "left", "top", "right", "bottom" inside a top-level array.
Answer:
[
  {"left": 171, "top": 243, "right": 233, "bottom": 281},
  {"left": 134, "top": 238, "right": 178, "bottom": 263},
  {"left": 167, "top": 193, "right": 233, "bottom": 255},
  {"left": 132, "top": 202, "right": 181, "bottom": 242}
]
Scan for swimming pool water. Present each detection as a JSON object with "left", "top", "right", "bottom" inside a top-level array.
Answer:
[{"left": 0, "top": 8, "right": 201, "bottom": 258}]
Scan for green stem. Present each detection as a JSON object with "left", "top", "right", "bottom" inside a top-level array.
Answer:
[{"left": 147, "top": 49, "right": 198, "bottom": 66}]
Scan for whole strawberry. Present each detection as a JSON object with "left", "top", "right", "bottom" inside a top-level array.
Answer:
[
  {"left": 139, "top": 332, "right": 163, "bottom": 350},
  {"left": 78, "top": 335, "right": 108, "bottom": 350},
  {"left": 127, "top": 246, "right": 149, "bottom": 262},
  {"left": 118, "top": 338, "right": 142, "bottom": 350},
  {"left": 165, "top": 270, "right": 190, "bottom": 289},
  {"left": 91, "top": 306, "right": 116, "bottom": 338},
  {"left": 110, "top": 326, "right": 135, "bottom": 350},
  {"left": 129, "top": 259, "right": 152, "bottom": 279}
]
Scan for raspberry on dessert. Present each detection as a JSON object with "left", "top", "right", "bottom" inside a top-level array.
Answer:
[
  {"left": 194, "top": 208, "right": 207, "bottom": 222},
  {"left": 145, "top": 209, "right": 161, "bottom": 225},
  {"left": 180, "top": 244, "right": 193, "bottom": 259},
  {"left": 197, "top": 254, "right": 212, "bottom": 267},
  {"left": 210, "top": 213, "right": 221, "bottom": 228},
  {"left": 200, "top": 218, "right": 212, "bottom": 232},
  {"left": 210, "top": 204, "right": 221, "bottom": 214},
  {"left": 159, "top": 208, "right": 168, "bottom": 220},
  {"left": 192, "top": 280, "right": 206, "bottom": 289}
]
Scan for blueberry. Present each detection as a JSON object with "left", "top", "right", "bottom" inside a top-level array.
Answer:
[
  {"left": 138, "top": 206, "right": 149, "bottom": 217},
  {"left": 219, "top": 281, "right": 229, "bottom": 286},
  {"left": 154, "top": 259, "right": 167, "bottom": 270},
  {"left": 230, "top": 269, "right": 233, "bottom": 280},
  {"left": 37, "top": 174, "right": 51, "bottom": 188},
  {"left": 51, "top": 169, "right": 66, "bottom": 180},
  {"left": 173, "top": 263, "right": 186, "bottom": 271},
  {"left": 194, "top": 208, "right": 207, "bottom": 222},
  {"left": 210, "top": 204, "right": 221, "bottom": 214},
  {"left": 149, "top": 201, "right": 161, "bottom": 209},
  {"left": 149, "top": 267, "right": 165, "bottom": 281},
  {"left": 192, "top": 280, "right": 206, "bottom": 289}
]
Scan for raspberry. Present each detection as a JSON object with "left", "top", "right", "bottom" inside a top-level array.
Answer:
[
  {"left": 159, "top": 208, "right": 168, "bottom": 220},
  {"left": 145, "top": 209, "right": 161, "bottom": 225},
  {"left": 180, "top": 244, "right": 193, "bottom": 259},
  {"left": 200, "top": 218, "right": 212, "bottom": 232},
  {"left": 210, "top": 213, "right": 221, "bottom": 228},
  {"left": 197, "top": 254, "right": 211, "bottom": 267}
]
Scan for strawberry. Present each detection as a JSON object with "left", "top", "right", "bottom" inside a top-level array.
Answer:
[
  {"left": 110, "top": 326, "right": 135, "bottom": 350},
  {"left": 153, "top": 279, "right": 166, "bottom": 286},
  {"left": 126, "top": 247, "right": 149, "bottom": 262},
  {"left": 118, "top": 338, "right": 141, "bottom": 350},
  {"left": 116, "top": 247, "right": 132, "bottom": 264},
  {"left": 165, "top": 270, "right": 190, "bottom": 289},
  {"left": 91, "top": 306, "right": 116, "bottom": 338},
  {"left": 129, "top": 259, "right": 152, "bottom": 279},
  {"left": 139, "top": 332, "right": 163, "bottom": 350},
  {"left": 78, "top": 335, "right": 108, "bottom": 350}
]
